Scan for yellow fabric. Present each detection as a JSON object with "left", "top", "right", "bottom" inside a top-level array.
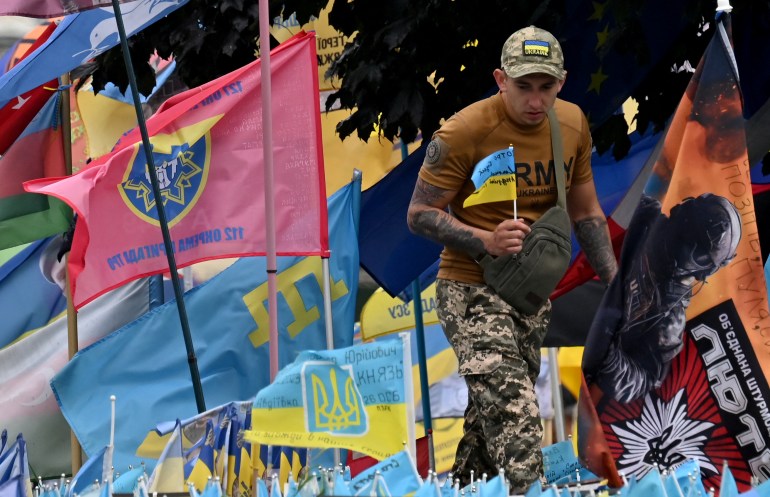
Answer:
[
  {"left": 76, "top": 86, "right": 137, "bottom": 159},
  {"left": 558, "top": 346, "right": 584, "bottom": 400},
  {"left": 321, "top": 107, "right": 418, "bottom": 197},
  {"left": 359, "top": 284, "right": 439, "bottom": 340},
  {"left": 416, "top": 418, "right": 464, "bottom": 475},
  {"left": 246, "top": 404, "right": 409, "bottom": 461}
]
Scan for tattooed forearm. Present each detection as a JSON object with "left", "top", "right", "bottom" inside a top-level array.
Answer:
[
  {"left": 407, "top": 179, "right": 486, "bottom": 255},
  {"left": 410, "top": 210, "right": 486, "bottom": 255},
  {"left": 574, "top": 216, "right": 618, "bottom": 284}
]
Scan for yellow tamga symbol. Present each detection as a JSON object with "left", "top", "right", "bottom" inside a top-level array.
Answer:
[{"left": 310, "top": 366, "right": 364, "bottom": 433}]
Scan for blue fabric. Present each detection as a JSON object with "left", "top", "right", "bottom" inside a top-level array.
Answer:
[
  {"left": 0, "top": 0, "right": 188, "bottom": 108},
  {"left": 0, "top": 237, "right": 66, "bottom": 348},
  {"left": 52, "top": 179, "right": 361, "bottom": 472}
]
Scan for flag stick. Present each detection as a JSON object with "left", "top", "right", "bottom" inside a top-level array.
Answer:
[
  {"left": 109, "top": 0, "right": 206, "bottom": 412},
  {"left": 321, "top": 257, "right": 340, "bottom": 468},
  {"left": 60, "top": 71, "right": 83, "bottom": 475},
  {"left": 547, "top": 348, "right": 566, "bottom": 441},
  {"left": 401, "top": 141, "right": 435, "bottom": 472},
  {"left": 257, "top": 0, "right": 281, "bottom": 381},
  {"left": 510, "top": 145, "right": 517, "bottom": 219},
  {"left": 109, "top": 395, "right": 116, "bottom": 448}
]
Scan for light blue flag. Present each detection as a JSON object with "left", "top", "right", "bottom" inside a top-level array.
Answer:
[
  {"left": 439, "top": 477, "right": 454, "bottom": 497},
  {"left": 255, "top": 479, "right": 268, "bottom": 497},
  {"left": 542, "top": 441, "right": 597, "bottom": 485},
  {"left": 627, "top": 467, "right": 667, "bottom": 497},
  {"left": 539, "top": 487, "right": 559, "bottom": 497},
  {"left": 414, "top": 479, "right": 441, "bottom": 497},
  {"left": 766, "top": 254, "right": 770, "bottom": 305},
  {"left": 721, "top": 465, "right": 739, "bottom": 497},
  {"left": 665, "top": 460, "right": 707, "bottom": 497},
  {"left": 270, "top": 477, "right": 282, "bottom": 497},
  {"left": 348, "top": 450, "right": 422, "bottom": 497},
  {"left": 0, "top": 0, "right": 189, "bottom": 109},
  {"left": 332, "top": 473, "right": 352, "bottom": 497},
  {"left": 0, "top": 476, "right": 24, "bottom": 497},
  {"left": 199, "top": 478, "right": 221, "bottom": 497},
  {"left": 52, "top": 178, "right": 361, "bottom": 472},
  {"left": 740, "top": 479, "right": 770, "bottom": 497},
  {"left": 542, "top": 441, "right": 579, "bottom": 484},
  {"left": 67, "top": 445, "right": 112, "bottom": 497},
  {"left": 0, "top": 237, "right": 66, "bottom": 348},
  {"left": 112, "top": 467, "right": 144, "bottom": 494},
  {"left": 478, "top": 476, "right": 506, "bottom": 497}
]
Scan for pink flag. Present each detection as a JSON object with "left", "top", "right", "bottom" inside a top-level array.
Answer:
[
  {"left": 0, "top": 0, "right": 143, "bottom": 18},
  {"left": 26, "top": 32, "right": 327, "bottom": 309}
]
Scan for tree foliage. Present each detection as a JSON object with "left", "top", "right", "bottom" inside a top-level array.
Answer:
[{"left": 91, "top": 0, "right": 769, "bottom": 159}]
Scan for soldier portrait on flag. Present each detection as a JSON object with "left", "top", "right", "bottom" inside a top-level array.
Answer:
[{"left": 581, "top": 11, "right": 770, "bottom": 492}]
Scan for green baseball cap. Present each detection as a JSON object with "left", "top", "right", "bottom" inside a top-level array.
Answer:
[{"left": 501, "top": 25, "right": 566, "bottom": 80}]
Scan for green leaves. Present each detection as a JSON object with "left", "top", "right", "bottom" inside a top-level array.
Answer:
[{"left": 87, "top": 0, "right": 760, "bottom": 161}]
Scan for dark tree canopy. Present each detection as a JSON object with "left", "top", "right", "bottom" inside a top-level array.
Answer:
[{"left": 91, "top": 0, "right": 770, "bottom": 160}]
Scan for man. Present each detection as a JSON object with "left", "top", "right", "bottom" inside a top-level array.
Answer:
[{"left": 407, "top": 26, "right": 617, "bottom": 492}]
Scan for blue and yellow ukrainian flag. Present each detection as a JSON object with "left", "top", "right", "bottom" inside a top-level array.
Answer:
[
  {"left": 463, "top": 147, "right": 517, "bottom": 208},
  {"left": 246, "top": 336, "right": 413, "bottom": 461}
]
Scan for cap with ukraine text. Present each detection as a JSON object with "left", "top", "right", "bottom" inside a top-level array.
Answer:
[{"left": 501, "top": 25, "right": 566, "bottom": 80}]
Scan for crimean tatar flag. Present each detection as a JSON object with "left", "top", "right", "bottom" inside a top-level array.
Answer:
[
  {"left": 463, "top": 147, "right": 517, "bottom": 208},
  {"left": 580, "top": 13, "right": 770, "bottom": 493},
  {"left": 245, "top": 334, "right": 415, "bottom": 460},
  {"left": 26, "top": 32, "right": 327, "bottom": 308}
]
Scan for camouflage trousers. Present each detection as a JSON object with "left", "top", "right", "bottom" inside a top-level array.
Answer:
[{"left": 436, "top": 278, "right": 551, "bottom": 494}]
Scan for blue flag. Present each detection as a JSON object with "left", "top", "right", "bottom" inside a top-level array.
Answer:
[
  {"left": 0, "top": 0, "right": 188, "bottom": 109},
  {"left": 0, "top": 237, "right": 66, "bottom": 348},
  {"left": 67, "top": 445, "right": 112, "bottom": 497},
  {"left": 0, "top": 476, "right": 24, "bottom": 497},
  {"left": 52, "top": 179, "right": 361, "bottom": 472},
  {"left": 627, "top": 467, "right": 669, "bottom": 497},
  {"left": 348, "top": 450, "right": 422, "bottom": 497},
  {"left": 0, "top": 435, "right": 27, "bottom": 485}
]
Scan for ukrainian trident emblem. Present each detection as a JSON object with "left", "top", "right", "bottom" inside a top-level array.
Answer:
[{"left": 301, "top": 362, "right": 368, "bottom": 436}]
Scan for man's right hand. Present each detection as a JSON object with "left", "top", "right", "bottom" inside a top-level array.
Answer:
[{"left": 485, "top": 218, "right": 531, "bottom": 256}]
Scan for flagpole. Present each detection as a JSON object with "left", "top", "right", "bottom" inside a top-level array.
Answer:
[
  {"left": 59, "top": 71, "right": 83, "bottom": 475},
  {"left": 258, "top": 0, "right": 280, "bottom": 380},
  {"left": 401, "top": 141, "right": 435, "bottom": 472},
  {"left": 109, "top": 0, "right": 206, "bottom": 413}
]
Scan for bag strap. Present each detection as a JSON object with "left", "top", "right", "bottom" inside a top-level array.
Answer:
[{"left": 547, "top": 108, "right": 567, "bottom": 210}]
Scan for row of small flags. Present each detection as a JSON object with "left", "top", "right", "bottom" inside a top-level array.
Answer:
[{"left": 13, "top": 439, "right": 770, "bottom": 497}]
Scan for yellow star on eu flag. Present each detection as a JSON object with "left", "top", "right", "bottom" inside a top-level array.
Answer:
[
  {"left": 595, "top": 24, "right": 611, "bottom": 50},
  {"left": 588, "top": 67, "right": 609, "bottom": 95},
  {"left": 588, "top": 1, "right": 606, "bottom": 21}
]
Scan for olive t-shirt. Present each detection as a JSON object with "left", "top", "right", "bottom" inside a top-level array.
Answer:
[{"left": 418, "top": 94, "right": 593, "bottom": 284}]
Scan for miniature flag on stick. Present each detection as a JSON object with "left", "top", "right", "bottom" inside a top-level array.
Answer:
[{"left": 462, "top": 147, "right": 517, "bottom": 208}]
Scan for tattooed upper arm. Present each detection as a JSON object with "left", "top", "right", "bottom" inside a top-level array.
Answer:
[{"left": 410, "top": 177, "right": 454, "bottom": 208}]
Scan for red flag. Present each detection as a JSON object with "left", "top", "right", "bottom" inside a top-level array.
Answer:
[
  {"left": 580, "top": 14, "right": 770, "bottom": 492},
  {"left": 0, "top": 22, "right": 58, "bottom": 155},
  {"left": 26, "top": 32, "right": 328, "bottom": 308}
]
